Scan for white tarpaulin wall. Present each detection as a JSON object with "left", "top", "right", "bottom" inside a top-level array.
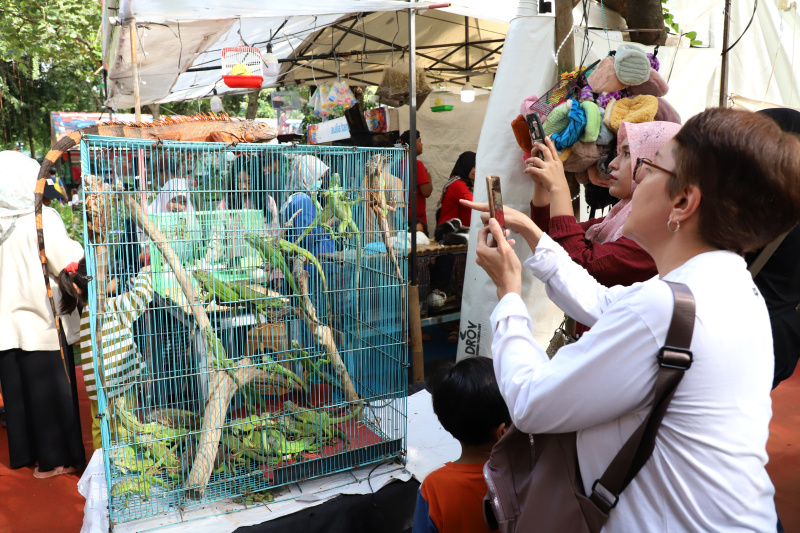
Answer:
[
  {"left": 396, "top": 90, "right": 490, "bottom": 228},
  {"left": 456, "top": 2, "right": 563, "bottom": 360}
]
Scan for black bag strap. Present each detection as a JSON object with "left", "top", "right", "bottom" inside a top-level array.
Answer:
[{"left": 589, "top": 281, "right": 695, "bottom": 514}]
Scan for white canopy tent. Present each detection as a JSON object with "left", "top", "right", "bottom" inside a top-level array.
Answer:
[{"left": 102, "top": 0, "right": 513, "bottom": 109}]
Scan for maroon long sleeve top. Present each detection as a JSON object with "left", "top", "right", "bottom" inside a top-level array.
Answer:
[{"left": 531, "top": 202, "right": 657, "bottom": 336}]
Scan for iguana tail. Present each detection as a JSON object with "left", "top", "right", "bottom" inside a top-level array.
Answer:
[{"left": 35, "top": 126, "right": 98, "bottom": 382}]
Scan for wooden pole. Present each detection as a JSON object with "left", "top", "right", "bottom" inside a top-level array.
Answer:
[
  {"left": 129, "top": 19, "right": 142, "bottom": 122},
  {"left": 408, "top": 3, "right": 425, "bottom": 382},
  {"left": 719, "top": 0, "right": 733, "bottom": 107},
  {"left": 554, "top": 0, "right": 575, "bottom": 76},
  {"left": 554, "top": 0, "right": 581, "bottom": 217}
]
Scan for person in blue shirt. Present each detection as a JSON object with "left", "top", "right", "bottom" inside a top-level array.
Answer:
[{"left": 280, "top": 154, "right": 336, "bottom": 256}]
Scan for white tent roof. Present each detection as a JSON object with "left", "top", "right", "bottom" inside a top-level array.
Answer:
[
  {"left": 103, "top": 0, "right": 512, "bottom": 109},
  {"left": 104, "top": 0, "right": 800, "bottom": 115}
]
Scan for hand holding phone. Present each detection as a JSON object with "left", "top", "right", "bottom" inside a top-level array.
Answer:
[
  {"left": 526, "top": 112, "right": 546, "bottom": 160},
  {"left": 486, "top": 175, "right": 505, "bottom": 247}
]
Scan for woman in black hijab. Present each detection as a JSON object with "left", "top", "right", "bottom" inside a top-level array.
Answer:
[{"left": 436, "top": 151, "right": 476, "bottom": 226}]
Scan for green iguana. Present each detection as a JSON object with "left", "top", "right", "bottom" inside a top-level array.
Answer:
[
  {"left": 295, "top": 173, "right": 363, "bottom": 344},
  {"left": 33, "top": 113, "right": 277, "bottom": 379}
]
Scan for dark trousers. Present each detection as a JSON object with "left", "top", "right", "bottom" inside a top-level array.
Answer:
[{"left": 0, "top": 349, "right": 85, "bottom": 471}]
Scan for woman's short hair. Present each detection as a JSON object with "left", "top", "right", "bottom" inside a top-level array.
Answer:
[{"left": 669, "top": 107, "right": 800, "bottom": 254}]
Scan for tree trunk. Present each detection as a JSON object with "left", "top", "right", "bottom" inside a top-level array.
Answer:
[
  {"left": 246, "top": 90, "right": 260, "bottom": 120},
  {"left": 555, "top": 0, "right": 576, "bottom": 75},
  {"left": 26, "top": 58, "right": 36, "bottom": 159},
  {"left": 570, "top": 0, "right": 665, "bottom": 45},
  {"left": 147, "top": 103, "right": 161, "bottom": 121},
  {"left": 625, "top": 0, "right": 667, "bottom": 45}
]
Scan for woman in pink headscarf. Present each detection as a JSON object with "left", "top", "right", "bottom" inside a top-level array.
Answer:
[
  {"left": 468, "top": 121, "right": 681, "bottom": 337},
  {"left": 529, "top": 122, "right": 680, "bottom": 335}
]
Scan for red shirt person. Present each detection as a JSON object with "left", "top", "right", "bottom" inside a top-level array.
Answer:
[
  {"left": 436, "top": 151, "right": 476, "bottom": 227},
  {"left": 393, "top": 130, "right": 432, "bottom": 234}
]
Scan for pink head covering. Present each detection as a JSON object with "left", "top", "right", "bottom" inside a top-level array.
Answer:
[{"left": 585, "top": 121, "right": 681, "bottom": 243}]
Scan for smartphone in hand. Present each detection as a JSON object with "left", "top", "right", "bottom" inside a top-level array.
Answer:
[
  {"left": 486, "top": 175, "right": 505, "bottom": 238},
  {"left": 526, "top": 112, "right": 546, "bottom": 160}
]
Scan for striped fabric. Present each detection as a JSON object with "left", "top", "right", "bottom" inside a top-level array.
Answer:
[{"left": 80, "top": 271, "right": 153, "bottom": 401}]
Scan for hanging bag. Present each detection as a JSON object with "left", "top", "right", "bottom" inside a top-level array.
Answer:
[
  {"left": 483, "top": 281, "right": 696, "bottom": 533},
  {"left": 545, "top": 315, "right": 577, "bottom": 358}
]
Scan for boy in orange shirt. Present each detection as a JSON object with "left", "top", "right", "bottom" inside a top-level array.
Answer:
[{"left": 413, "top": 357, "right": 511, "bottom": 533}]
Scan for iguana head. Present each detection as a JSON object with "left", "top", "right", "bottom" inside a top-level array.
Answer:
[{"left": 243, "top": 121, "right": 278, "bottom": 143}]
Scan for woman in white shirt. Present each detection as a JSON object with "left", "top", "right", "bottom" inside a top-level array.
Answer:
[
  {"left": 0, "top": 151, "right": 86, "bottom": 478},
  {"left": 462, "top": 108, "right": 800, "bottom": 532}
]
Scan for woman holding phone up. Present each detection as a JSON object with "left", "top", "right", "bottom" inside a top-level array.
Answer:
[
  {"left": 462, "top": 108, "right": 800, "bottom": 530},
  {"left": 528, "top": 122, "right": 680, "bottom": 336}
]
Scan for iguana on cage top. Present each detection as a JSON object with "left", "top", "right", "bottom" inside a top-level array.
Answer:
[{"left": 33, "top": 113, "right": 278, "bottom": 377}]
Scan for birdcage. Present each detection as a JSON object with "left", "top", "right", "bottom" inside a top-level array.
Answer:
[
  {"left": 221, "top": 46, "right": 264, "bottom": 89},
  {"left": 78, "top": 136, "right": 409, "bottom": 528},
  {"left": 429, "top": 90, "right": 455, "bottom": 112}
]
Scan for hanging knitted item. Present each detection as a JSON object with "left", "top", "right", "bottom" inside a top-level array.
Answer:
[
  {"left": 579, "top": 101, "right": 601, "bottom": 142},
  {"left": 628, "top": 68, "right": 669, "bottom": 97},
  {"left": 597, "top": 89, "right": 625, "bottom": 109},
  {"left": 543, "top": 100, "right": 573, "bottom": 137},
  {"left": 613, "top": 44, "right": 651, "bottom": 86},
  {"left": 596, "top": 107, "right": 615, "bottom": 145},
  {"left": 603, "top": 95, "right": 659, "bottom": 132},
  {"left": 551, "top": 99, "right": 587, "bottom": 150},
  {"left": 647, "top": 52, "right": 660, "bottom": 71},
  {"left": 588, "top": 56, "right": 626, "bottom": 93}
]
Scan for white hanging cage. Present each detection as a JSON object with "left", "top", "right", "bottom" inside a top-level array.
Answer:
[{"left": 221, "top": 46, "right": 264, "bottom": 89}]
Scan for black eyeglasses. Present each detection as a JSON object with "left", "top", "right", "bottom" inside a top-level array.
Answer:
[{"left": 634, "top": 157, "right": 677, "bottom": 183}]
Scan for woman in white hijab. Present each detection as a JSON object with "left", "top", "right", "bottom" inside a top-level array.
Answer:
[
  {"left": 0, "top": 151, "right": 86, "bottom": 478},
  {"left": 146, "top": 178, "right": 203, "bottom": 263},
  {"left": 280, "top": 155, "right": 336, "bottom": 255}
]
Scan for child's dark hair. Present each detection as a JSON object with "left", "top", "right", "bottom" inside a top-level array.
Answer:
[
  {"left": 427, "top": 356, "right": 511, "bottom": 447},
  {"left": 58, "top": 257, "right": 90, "bottom": 314}
]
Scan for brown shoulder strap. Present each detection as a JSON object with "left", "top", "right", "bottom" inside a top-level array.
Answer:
[
  {"left": 589, "top": 281, "right": 695, "bottom": 514},
  {"left": 749, "top": 231, "right": 790, "bottom": 278}
]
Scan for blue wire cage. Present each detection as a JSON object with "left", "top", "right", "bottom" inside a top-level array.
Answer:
[{"left": 78, "top": 136, "right": 409, "bottom": 527}]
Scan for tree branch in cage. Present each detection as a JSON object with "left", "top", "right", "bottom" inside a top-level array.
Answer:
[
  {"left": 292, "top": 258, "right": 363, "bottom": 418},
  {"left": 367, "top": 154, "right": 407, "bottom": 333}
]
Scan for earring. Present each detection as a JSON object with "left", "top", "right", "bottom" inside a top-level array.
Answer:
[{"left": 667, "top": 219, "right": 680, "bottom": 232}]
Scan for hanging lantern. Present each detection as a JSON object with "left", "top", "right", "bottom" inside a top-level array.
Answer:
[
  {"left": 221, "top": 46, "right": 264, "bottom": 89},
  {"left": 430, "top": 90, "right": 454, "bottom": 112}
]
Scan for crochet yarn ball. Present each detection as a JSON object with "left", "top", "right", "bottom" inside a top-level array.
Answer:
[
  {"left": 628, "top": 68, "right": 669, "bottom": 98},
  {"left": 654, "top": 97, "right": 682, "bottom": 124},
  {"left": 614, "top": 44, "right": 651, "bottom": 86},
  {"left": 596, "top": 108, "right": 615, "bottom": 145},
  {"left": 603, "top": 95, "right": 659, "bottom": 132},
  {"left": 647, "top": 52, "right": 660, "bottom": 71},
  {"left": 543, "top": 100, "right": 573, "bottom": 137},
  {"left": 563, "top": 141, "right": 600, "bottom": 172},
  {"left": 579, "top": 101, "right": 601, "bottom": 143},
  {"left": 550, "top": 99, "right": 587, "bottom": 150},
  {"left": 587, "top": 56, "right": 626, "bottom": 94}
]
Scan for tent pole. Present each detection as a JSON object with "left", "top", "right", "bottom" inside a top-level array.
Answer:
[
  {"left": 129, "top": 19, "right": 142, "bottom": 121},
  {"left": 408, "top": 2, "right": 425, "bottom": 383},
  {"left": 719, "top": 0, "right": 732, "bottom": 107}
]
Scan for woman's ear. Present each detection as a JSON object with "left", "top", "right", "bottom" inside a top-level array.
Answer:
[{"left": 670, "top": 183, "right": 702, "bottom": 225}]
